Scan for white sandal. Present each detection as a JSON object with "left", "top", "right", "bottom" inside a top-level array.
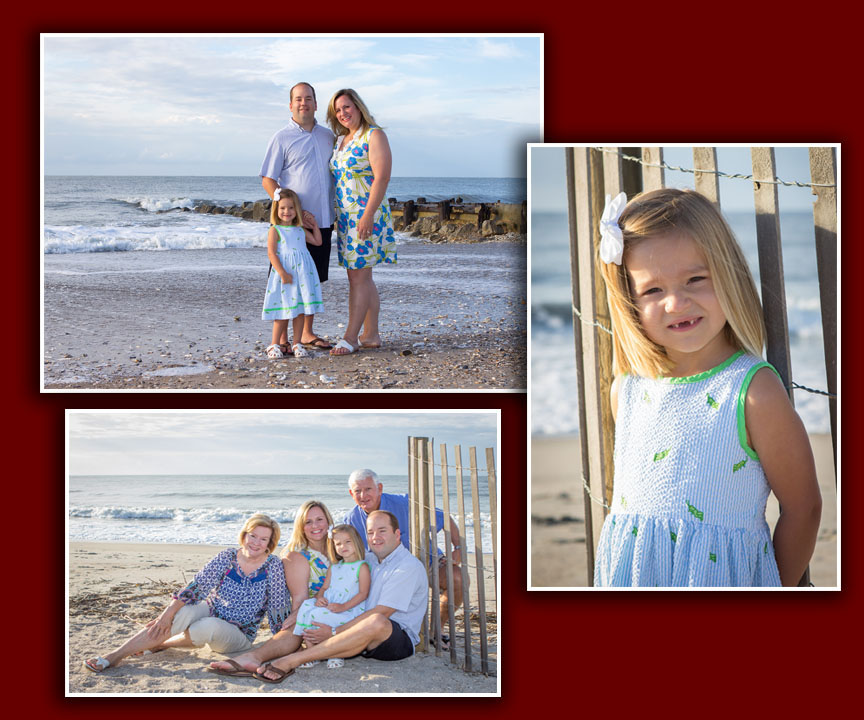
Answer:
[
  {"left": 293, "top": 343, "right": 310, "bottom": 358},
  {"left": 266, "top": 344, "right": 285, "bottom": 359},
  {"left": 299, "top": 660, "right": 319, "bottom": 669},
  {"left": 329, "top": 339, "right": 357, "bottom": 356},
  {"left": 327, "top": 658, "right": 344, "bottom": 669},
  {"left": 83, "top": 656, "right": 111, "bottom": 672}
]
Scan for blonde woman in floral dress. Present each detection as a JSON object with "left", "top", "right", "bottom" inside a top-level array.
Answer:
[{"left": 327, "top": 89, "right": 396, "bottom": 356}]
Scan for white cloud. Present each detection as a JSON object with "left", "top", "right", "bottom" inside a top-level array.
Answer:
[{"left": 478, "top": 39, "right": 520, "bottom": 59}]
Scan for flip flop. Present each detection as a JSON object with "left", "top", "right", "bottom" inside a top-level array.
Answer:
[
  {"left": 358, "top": 340, "right": 382, "bottom": 349},
  {"left": 206, "top": 658, "right": 255, "bottom": 677},
  {"left": 301, "top": 337, "right": 333, "bottom": 349},
  {"left": 83, "top": 656, "right": 111, "bottom": 672},
  {"left": 431, "top": 633, "right": 451, "bottom": 651},
  {"left": 329, "top": 339, "right": 357, "bottom": 356},
  {"left": 253, "top": 663, "right": 295, "bottom": 684}
]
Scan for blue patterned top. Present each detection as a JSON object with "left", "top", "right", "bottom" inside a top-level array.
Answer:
[{"left": 173, "top": 549, "right": 289, "bottom": 641}]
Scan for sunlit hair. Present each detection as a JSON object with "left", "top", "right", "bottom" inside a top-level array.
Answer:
[
  {"left": 290, "top": 81, "right": 316, "bottom": 103},
  {"left": 367, "top": 509, "right": 399, "bottom": 533},
  {"left": 238, "top": 513, "right": 281, "bottom": 554},
  {"left": 326, "top": 88, "right": 380, "bottom": 137},
  {"left": 328, "top": 524, "right": 365, "bottom": 564},
  {"left": 270, "top": 188, "right": 304, "bottom": 226},
  {"left": 283, "top": 500, "right": 334, "bottom": 555},
  {"left": 348, "top": 468, "right": 379, "bottom": 489},
  {"left": 598, "top": 188, "right": 765, "bottom": 378}
]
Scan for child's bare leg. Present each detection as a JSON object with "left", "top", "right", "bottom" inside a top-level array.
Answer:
[
  {"left": 271, "top": 319, "right": 289, "bottom": 347},
  {"left": 291, "top": 315, "right": 306, "bottom": 350}
]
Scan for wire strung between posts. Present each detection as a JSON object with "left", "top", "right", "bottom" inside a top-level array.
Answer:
[
  {"left": 581, "top": 473, "right": 611, "bottom": 509},
  {"left": 593, "top": 148, "right": 837, "bottom": 189},
  {"left": 406, "top": 453, "right": 491, "bottom": 475},
  {"left": 572, "top": 304, "right": 613, "bottom": 335},
  {"left": 571, "top": 305, "right": 835, "bottom": 398}
]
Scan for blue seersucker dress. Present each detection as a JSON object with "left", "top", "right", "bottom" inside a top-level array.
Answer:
[{"left": 594, "top": 351, "right": 783, "bottom": 587}]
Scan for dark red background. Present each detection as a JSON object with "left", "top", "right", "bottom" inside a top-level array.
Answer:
[{"left": 11, "top": 6, "right": 853, "bottom": 713}]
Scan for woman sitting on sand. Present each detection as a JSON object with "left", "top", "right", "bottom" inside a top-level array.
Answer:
[
  {"left": 83, "top": 514, "right": 288, "bottom": 673},
  {"left": 208, "top": 499, "right": 335, "bottom": 676},
  {"left": 327, "top": 89, "right": 396, "bottom": 356}
]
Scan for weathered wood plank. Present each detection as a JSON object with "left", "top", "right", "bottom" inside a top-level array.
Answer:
[
  {"left": 693, "top": 147, "right": 720, "bottom": 206},
  {"left": 453, "top": 445, "right": 472, "bottom": 671},
  {"left": 469, "top": 447, "right": 488, "bottom": 674},
  {"left": 641, "top": 146, "right": 665, "bottom": 190},
  {"left": 750, "top": 148, "right": 794, "bottom": 399},
  {"left": 809, "top": 147, "right": 838, "bottom": 472},
  {"left": 565, "top": 148, "right": 596, "bottom": 582},
  {"left": 569, "top": 147, "right": 614, "bottom": 571},
  {"left": 440, "top": 444, "right": 457, "bottom": 665}
]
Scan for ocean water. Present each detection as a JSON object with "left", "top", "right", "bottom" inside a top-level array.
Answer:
[
  {"left": 68, "top": 473, "right": 494, "bottom": 554},
  {"left": 43, "top": 176, "right": 525, "bottom": 255},
  {"left": 531, "top": 209, "right": 835, "bottom": 435}
]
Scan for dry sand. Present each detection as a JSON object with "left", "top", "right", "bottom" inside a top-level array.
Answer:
[
  {"left": 67, "top": 542, "right": 498, "bottom": 695},
  {"left": 530, "top": 433, "right": 837, "bottom": 588}
]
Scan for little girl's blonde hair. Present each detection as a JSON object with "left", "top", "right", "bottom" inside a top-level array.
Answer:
[
  {"left": 598, "top": 188, "right": 765, "bottom": 378},
  {"left": 270, "top": 188, "right": 304, "bottom": 226},
  {"left": 328, "top": 524, "right": 365, "bottom": 564}
]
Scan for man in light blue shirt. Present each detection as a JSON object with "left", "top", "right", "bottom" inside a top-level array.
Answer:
[
  {"left": 259, "top": 82, "right": 336, "bottom": 350},
  {"left": 343, "top": 468, "right": 464, "bottom": 645}
]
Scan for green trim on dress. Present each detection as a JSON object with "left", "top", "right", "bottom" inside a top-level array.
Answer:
[
  {"left": 736, "top": 362, "right": 781, "bottom": 460},
  {"left": 664, "top": 350, "right": 744, "bottom": 384}
]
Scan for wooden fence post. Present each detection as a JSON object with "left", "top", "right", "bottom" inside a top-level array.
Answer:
[
  {"left": 440, "top": 444, "right": 457, "bottom": 665},
  {"left": 454, "top": 445, "right": 472, "bottom": 672},
  {"left": 751, "top": 148, "right": 794, "bottom": 399},
  {"left": 642, "top": 147, "right": 665, "bottom": 190},
  {"left": 693, "top": 147, "right": 721, "bottom": 207},
  {"left": 485, "top": 447, "right": 498, "bottom": 594},
  {"left": 422, "top": 438, "right": 442, "bottom": 654},
  {"left": 568, "top": 147, "right": 615, "bottom": 581},
  {"left": 469, "top": 447, "right": 488, "bottom": 674},
  {"left": 808, "top": 147, "right": 838, "bottom": 474}
]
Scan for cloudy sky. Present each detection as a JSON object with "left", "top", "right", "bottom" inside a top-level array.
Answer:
[
  {"left": 42, "top": 34, "right": 542, "bottom": 178},
  {"left": 67, "top": 411, "right": 498, "bottom": 476},
  {"left": 529, "top": 145, "right": 830, "bottom": 212}
]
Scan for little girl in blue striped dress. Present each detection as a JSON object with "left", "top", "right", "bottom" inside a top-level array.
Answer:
[
  {"left": 593, "top": 188, "right": 821, "bottom": 587},
  {"left": 262, "top": 188, "right": 323, "bottom": 359}
]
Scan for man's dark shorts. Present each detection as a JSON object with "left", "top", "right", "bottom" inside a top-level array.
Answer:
[
  {"left": 307, "top": 226, "right": 332, "bottom": 283},
  {"left": 359, "top": 619, "right": 414, "bottom": 661}
]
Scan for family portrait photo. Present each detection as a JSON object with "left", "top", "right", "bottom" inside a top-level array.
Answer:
[
  {"left": 42, "top": 34, "right": 541, "bottom": 390},
  {"left": 67, "top": 410, "right": 499, "bottom": 695}
]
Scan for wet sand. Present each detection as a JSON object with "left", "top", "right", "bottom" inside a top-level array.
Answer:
[
  {"left": 44, "top": 238, "right": 526, "bottom": 390},
  {"left": 530, "top": 433, "right": 838, "bottom": 588}
]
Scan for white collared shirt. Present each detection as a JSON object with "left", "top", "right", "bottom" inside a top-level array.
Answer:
[
  {"left": 259, "top": 118, "right": 336, "bottom": 227},
  {"left": 364, "top": 545, "right": 429, "bottom": 647}
]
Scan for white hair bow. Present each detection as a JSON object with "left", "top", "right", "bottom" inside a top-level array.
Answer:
[
  {"left": 273, "top": 187, "right": 283, "bottom": 201},
  {"left": 598, "top": 192, "right": 627, "bottom": 265}
]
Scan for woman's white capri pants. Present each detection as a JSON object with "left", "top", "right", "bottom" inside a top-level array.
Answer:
[{"left": 170, "top": 602, "right": 252, "bottom": 654}]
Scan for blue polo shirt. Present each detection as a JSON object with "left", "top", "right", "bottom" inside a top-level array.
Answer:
[
  {"left": 259, "top": 118, "right": 335, "bottom": 227},
  {"left": 343, "top": 493, "right": 444, "bottom": 562}
]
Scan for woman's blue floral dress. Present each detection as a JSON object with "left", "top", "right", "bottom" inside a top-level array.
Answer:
[{"left": 330, "top": 125, "right": 397, "bottom": 270}]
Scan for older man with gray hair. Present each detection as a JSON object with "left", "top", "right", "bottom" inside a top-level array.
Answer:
[{"left": 342, "top": 468, "right": 464, "bottom": 649}]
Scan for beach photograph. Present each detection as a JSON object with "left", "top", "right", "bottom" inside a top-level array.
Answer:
[
  {"left": 42, "top": 34, "right": 541, "bottom": 390},
  {"left": 528, "top": 145, "right": 839, "bottom": 588},
  {"left": 67, "top": 410, "right": 499, "bottom": 695}
]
